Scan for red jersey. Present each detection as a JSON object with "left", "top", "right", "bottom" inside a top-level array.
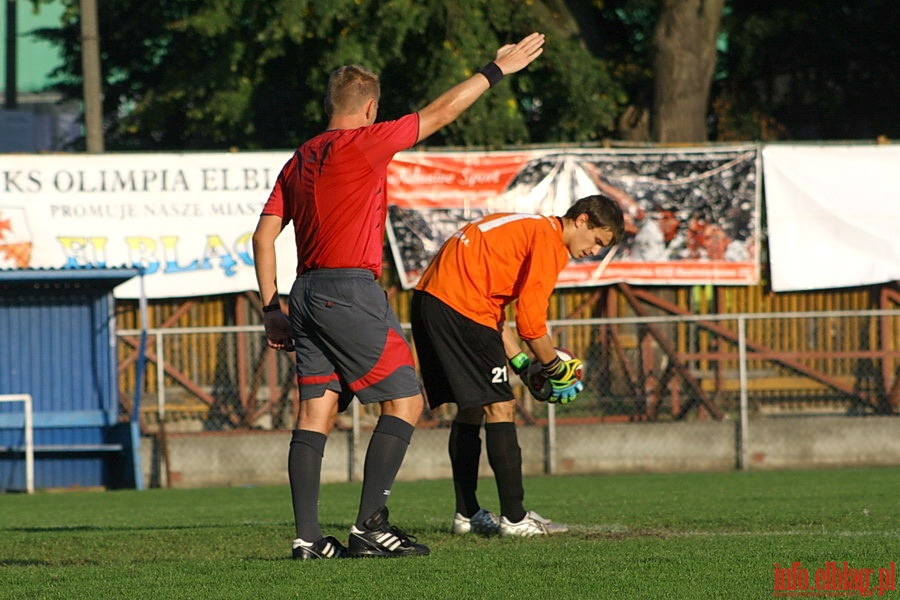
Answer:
[
  {"left": 415, "top": 213, "right": 569, "bottom": 340},
  {"left": 262, "top": 113, "right": 419, "bottom": 277}
]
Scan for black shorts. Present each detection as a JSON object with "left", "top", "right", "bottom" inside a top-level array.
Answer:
[
  {"left": 289, "top": 269, "right": 421, "bottom": 410},
  {"left": 410, "top": 291, "right": 513, "bottom": 410}
]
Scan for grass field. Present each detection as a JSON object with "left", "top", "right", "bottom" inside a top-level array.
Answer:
[{"left": 1, "top": 467, "right": 898, "bottom": 600}]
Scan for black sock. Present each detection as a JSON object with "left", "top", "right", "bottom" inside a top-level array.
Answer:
[
  {"left": 449, "top": 422, "right": 482, "bottom": 517},
  {"left": 355, "top": 415, "right": 414, "bottom": 529},
  {"left": 288, "top": 429, "right": 327, "bottom": 541},
  {"left": 485, "top": 421, "right": 526, "bottom": 523}
]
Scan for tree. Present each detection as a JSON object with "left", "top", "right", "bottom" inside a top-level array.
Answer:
[
  {"left": 652, "top": 0, "right": 724, "bottom": 143},
  {"left": 590, "top": 0, "right": 725, "bottom": 143},
  {"left": 716, "top": 0, "right": 900, "bottom": 140},
  {"left": 33, "top": 0, "right": 626, "bottom": 150}
]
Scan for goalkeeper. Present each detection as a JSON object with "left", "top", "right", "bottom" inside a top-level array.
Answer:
[{"left": 410, "top": 195, "right": 624, "bottom": 537}]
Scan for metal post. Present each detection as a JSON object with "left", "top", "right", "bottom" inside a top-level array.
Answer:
[
  {"left": 79, "top": 0, "right": 104, "bottom": 152},
  {"left": 4, "top": 0, "right": 17, "bottom": 109},
  {"left": 737, "top": 317, "right": 749, "bottom": 470},
  {"left": 546, "top": 402, "right": 556, "bottom": 474},
  {"left": 0, "top": 394, "right": 33, "bottom": 493},
  {"left": 23, "top": 394, "right": 32, "bottom": 494},
  {"left": 156, "top": 331, "right": 166, "bottom": 421}
]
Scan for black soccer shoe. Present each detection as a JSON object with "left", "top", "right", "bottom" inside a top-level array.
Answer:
[
  {"left": 348, "top": 506, "right": 430, "bottom": 558},
  {"left": 291, "top": 535, "right": 349, "bottom": 560}
]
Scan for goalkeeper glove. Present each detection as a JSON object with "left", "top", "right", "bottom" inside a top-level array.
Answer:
[
  {"left": 542, "top": 355, "right": 584, "bottom": 404},
  {"left": 509, "top": 353, "right": 552, "bottom": 401}
]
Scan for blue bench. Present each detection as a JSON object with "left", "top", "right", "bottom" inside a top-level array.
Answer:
[{"left": 0, "top": 407, "right": 141, "bottom": 490}]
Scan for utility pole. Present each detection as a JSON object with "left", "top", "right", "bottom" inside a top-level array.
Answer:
[
  {"left": 80, "top": 0, "right": 104, "bottom": 152},
  {"left": 4, "top": 0, "right": 16, "bottom": 109}
]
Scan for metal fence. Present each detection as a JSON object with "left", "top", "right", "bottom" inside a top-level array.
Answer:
[{"left": 117, "top": 309, "right": 900, "bottom": 486}]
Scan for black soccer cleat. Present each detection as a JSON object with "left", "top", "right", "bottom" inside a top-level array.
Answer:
[
  {"left": 291, "top": 535, "right": 349, "bottom": 560},
  {"left": 348, "top": 506, "right": 430, "bottom": 558}
]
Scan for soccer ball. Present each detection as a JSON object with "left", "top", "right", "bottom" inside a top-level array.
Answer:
[
  {"left": 553, "top": 347, "right": 583, "bottom": 379},
  {"left": 523, "top": 347, "right": 582, "bottom": 401}
]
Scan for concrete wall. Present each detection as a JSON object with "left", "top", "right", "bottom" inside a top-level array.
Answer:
[
  {"left": 744, "top": 415, "right": 900, "bottom": 469},
  {"left": 143, "top": 416, "right": 900, "bottom": 489}
]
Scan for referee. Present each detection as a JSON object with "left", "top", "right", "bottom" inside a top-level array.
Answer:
[{"left": 252, "top": 32, "right": 546, "bottom": 559}]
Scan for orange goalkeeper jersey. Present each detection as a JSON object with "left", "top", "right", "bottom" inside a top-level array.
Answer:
[{"left": 415, "top": 213, "right": 569, "bottom": 340}]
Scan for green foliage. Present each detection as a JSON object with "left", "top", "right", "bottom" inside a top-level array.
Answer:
[
  {"left": 1, "top": 469, "right": 898, "bottom": 599},
  {"left": 593, "top": 0, "right": 660, "bottom": 109},
  {"left": 33, "top": 0, "right": 627, "bottom": 150},
  {"left": 28, "top": 0, "right": 900, "bottom": 147}
]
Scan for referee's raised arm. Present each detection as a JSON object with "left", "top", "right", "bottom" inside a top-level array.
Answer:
[{"left": 415, "top": 32, "right": 545, "bottom": 143}]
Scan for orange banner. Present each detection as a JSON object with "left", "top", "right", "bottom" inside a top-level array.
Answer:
[{"left": 385, "top": 146, "right": 761, "bottom": 289}]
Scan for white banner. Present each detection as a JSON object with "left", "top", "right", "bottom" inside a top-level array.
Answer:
[
  {"left": 763, "top": 145, "right": 900, "bottom": 292},
  {"left": 0, "top": 152, "right": 298, "bottom": 298},
  {"left": 1, "top": 147, "right": 761, "bottom": 299}
]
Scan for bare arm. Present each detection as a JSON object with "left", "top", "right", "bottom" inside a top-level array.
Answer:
[
  {"left": 501, "top": 321, "right": 524, "bottom": 358},
  {"left": 252, "top": 215, "right": 284, "bottom": 306},
  {"left": 416, "top": 32, "right": 545, "bottom": 143},
  {"left": 252, "top": 214, "right": 293, "bottom": 350},
  {"left": 523, "top": 335, "right": 558, "bottom": 366},
  {"left": 501, "top": 322, "right": 557, "bottom": 366}
]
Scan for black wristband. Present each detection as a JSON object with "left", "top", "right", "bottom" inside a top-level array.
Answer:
[
  {"left": 478, "top": 61, "right": 504, "bottom": 87},
  {"left": 262, "top": 303, "right": 281, "bottom": 313},
  {"left": 541, "top": 356, "right": 563, "bottom": 376}
]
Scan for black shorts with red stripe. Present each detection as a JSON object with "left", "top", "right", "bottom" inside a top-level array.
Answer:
[{"left": 289, "top": 269, "right": 421, "bottom": 410}]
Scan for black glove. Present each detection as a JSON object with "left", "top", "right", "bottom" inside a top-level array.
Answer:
[{"left": 509, "top": 353, "right": 551, "bottom": 401}]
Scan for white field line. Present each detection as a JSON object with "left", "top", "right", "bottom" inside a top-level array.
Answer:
[{"left": 571, "top": 524, "right": 900, "bottom": 538}]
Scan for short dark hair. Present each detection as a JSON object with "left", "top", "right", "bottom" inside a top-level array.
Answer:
[
  {"left": 324, "top": 65, "right": 380, "bottom": 116},
  {"left": 563, "top": 194, "right": 626, "bottom": 245}
]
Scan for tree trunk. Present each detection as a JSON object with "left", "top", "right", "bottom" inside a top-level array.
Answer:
[{"left": 652, "top": 0, "right": 724, "bottom": 143}]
